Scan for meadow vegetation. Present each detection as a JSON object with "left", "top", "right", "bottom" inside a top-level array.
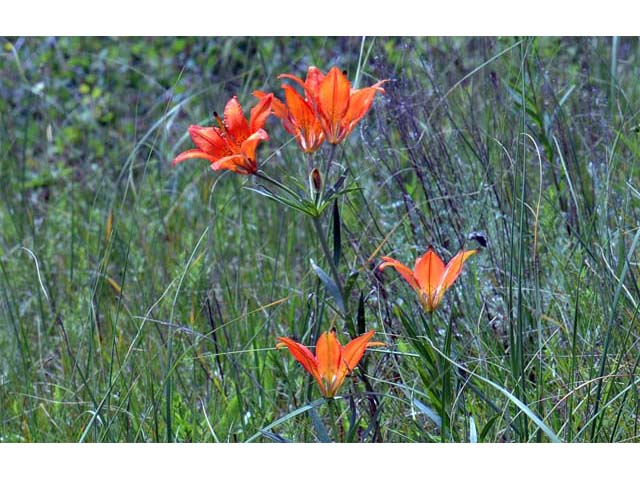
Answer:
[{"left": 1, "top": 37, "right": 639, "bottom": 442}]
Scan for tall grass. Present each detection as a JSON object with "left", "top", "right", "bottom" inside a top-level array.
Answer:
[{"left": 0, "top": 37, "right": 639, "bottom": 442}]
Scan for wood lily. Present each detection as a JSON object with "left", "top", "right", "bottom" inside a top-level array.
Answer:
[
  {"left": 277, "top": 329, "right": 383, "bottom": 398},
  {"left": 173, "top": 94, "right": 273, "bottom": 175},
  {"left": 311, "top": 66, "right": 387, "bottom": 144},
  {"left": 254, "top": 82, "right": 325, "bottom": 153},
  {"left": 379, "top": 247, "right": 477, "bottom": 312},
  {"left": 259, "top": 66, "right": 387, "bottom": 148}
]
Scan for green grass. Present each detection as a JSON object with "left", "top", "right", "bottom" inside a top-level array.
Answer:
[{"left": 1, "top": 36, "right": 639, "bottom": 442}]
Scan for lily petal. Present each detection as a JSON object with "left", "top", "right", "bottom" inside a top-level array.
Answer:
[
  {"left": 316, "top": 330, "right": 342, "bottom": 393},
  {"left": 188, "top": 125, "right": 229, "bottom": 157},
  {"left": 249, "top": 93, "right": 273, "bottom": 133},
  {"left": 254, "top": 89, "right": 298, "bottom": 138},
  {"left": 283, "top": 85, "right": 324, "bottom": 152},
  {"left": 379, "top": 256, "right": 419, "bottom": 291},
  {"left": 413, "top": 248, "right": 445, "bottom": 295},
  {"left": 277, "top": 337, "right": 323, "bottom": 389},
  {"left": 239, "top": 129, "right": 268, "bottom": 172},
  {"left": 283, "top": 85, "right": 314, "bottom": 129},
  {"left": 339, "top": 80, "right": 387, "bottom": 141},
  {"left": 278, "top": 72, "right": 307, "bottom": 92},
  {"left": 223, "top": 96, "right": 250, "bottom": 142},
  {"left": 341, "top": 330, "right": 377, "bottom": 373},
  {"left": 302, "top": 66, "right": 325, "bottom": 105},
  {"left": 254, "top": 90, "right": 289, "bottom": 120},
  {"left": 440, "top": 249, "right": 477, "bottom": 291},
  {"left": 172, "top": 149, "right": 218, "bottom": 166},
  {"left": 317, "top": 67, "right": 351, "bottom": 143},
  {"left": 210, "top": 154, "right": 247, "bottom": 173}
]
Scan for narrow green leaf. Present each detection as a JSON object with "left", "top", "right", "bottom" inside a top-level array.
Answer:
[
  {"left": 246, "top": 398, "right": 326, "bottom": 443},
  {"left": 423, "top": 337, "right": 561, "bottom": 443},
  {"left": 413, "top": 398, "right": 442, "bottom": 428},
  {"left": 258, "top": 430, "right": 291, "bottom": 443},
  {"left": 479, "top": 415, "right": 500, "bottom": 442},
  {"left": 310, "top": 259, "right": 345, "bottom": 314},
  {"left": 469, "top": 416, "right": 477, "bottom": 443},
  {"left": 245, "top": 187, "right": 315, "bottom": 216},
  {"left": 332, "top": 200, "right": 341, "bottom": 267},
  {"left": 357, "top": 291, "right": 366, "bottom": 336},
  {"left": 309, "top": 406, "right": 331, "bottom": 443}
]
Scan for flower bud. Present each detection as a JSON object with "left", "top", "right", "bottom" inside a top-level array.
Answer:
[{"left": 309, "top": 168, "right": 323, "bottom": 195}]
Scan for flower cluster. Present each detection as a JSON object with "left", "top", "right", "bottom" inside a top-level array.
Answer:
[
  {"left": 255, "top": 66, "right": 387, "bottom": 152},
  {"left": 172, "top": 64, "right": 477, "bottom": 400},
  {"left": 174, "top": 66, "right": 386, "bottom": 172}
]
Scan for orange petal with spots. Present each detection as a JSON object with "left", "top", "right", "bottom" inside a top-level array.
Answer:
[
  {"left": 283, "top": 84, "right": 324, "bottom": 152},
  {"left": 316, "top": 331, "right": 342, "bottom": 386},
  {"left": 254, "top": 90, "right": 288, "bottom": 120},
  {"left": 239, "top": 129, "right": 268, "bottom": 172},
  {"left": 223, "top": 96, "right": 250, "bottom": 142},
  {"left": 339, "top": 80, "right": 387, "bottom": 141},
  {"left": 188, "top": 125, "right": 228, "bottom": 157}
]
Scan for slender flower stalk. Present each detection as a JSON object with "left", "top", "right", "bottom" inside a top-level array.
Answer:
[
  {"left": 277, "top": 329, "right": 384, "bottom": 398},
  {"left": 379, "top": 247, "right": 477, "bottom": 312}
]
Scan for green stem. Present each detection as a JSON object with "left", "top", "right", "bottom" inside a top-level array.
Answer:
[
  {"left": 441, "top": 310, "right": 453, "bottom": 443},
  {"left": 327, "top": 398, "right": 342, "bottom": 442},
  {"left": 311, "top": 214, "right": 344, "bottom": 302},
  {"left": 323, "top": 144, "right": 338, "bottom": 183}
]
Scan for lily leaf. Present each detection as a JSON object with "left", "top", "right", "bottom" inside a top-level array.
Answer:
[
  {"left": 469, "top": 416, "right": 477, "bottom": 443},
  {"left": 246, "top": 398, "right": 326, "bottom": 443},
  {"left": 332, "top": 200, "right": 341, "bottom": 267},
  {"left": 357, "top": 291, "right": 366, "bottom": 336},
  {"left": 258, "top": 430, "right": 291, "bottom": 443},
  {"left": 325, "top": 168, "right": 349, "bottom": 197},
  {"left": 413, "top": 398, "right": 442, "bottom": 428},
  {"left": 310, "top": 259, "right": 345, "bottom": 314},
  {"left": 309, "top": 406, "right": 331, "bottom": 443},
  {"left": 245, "top": 186, "right": 315, "bottom": 216}
]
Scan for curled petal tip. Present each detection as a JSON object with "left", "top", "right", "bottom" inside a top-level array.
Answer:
[
  {"left": 256, "top": 128, "right": 269, "bottom": 140},
  {"left": 372, "top": 79, "right": 390, "bottom": 93}
]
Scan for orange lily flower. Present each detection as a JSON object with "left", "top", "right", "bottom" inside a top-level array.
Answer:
[
  {"left": 173, "top": 94, "right": 273, "bottom": 175},
  {"left": 277, "top": 329, "right": 384, "bottom": 398},
  {"left": 379, "top": 247, "right": 477, "bottom": 312},
  {"left": 309, "top": 66, "right": 387, "bottom": 144},
  {"left": 258, "top": 66, "right": 387, "bottom": 148},
  {"left": 254, "top": 84, "right": 325, "bottom": 153},
  {"left": 314, "top": 66, "right": 387, "bottom": 144}
]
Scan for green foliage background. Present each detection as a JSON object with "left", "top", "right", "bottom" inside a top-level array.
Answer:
[{"left": 1, "top": 37, "right": 639, "bottom": 442}]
